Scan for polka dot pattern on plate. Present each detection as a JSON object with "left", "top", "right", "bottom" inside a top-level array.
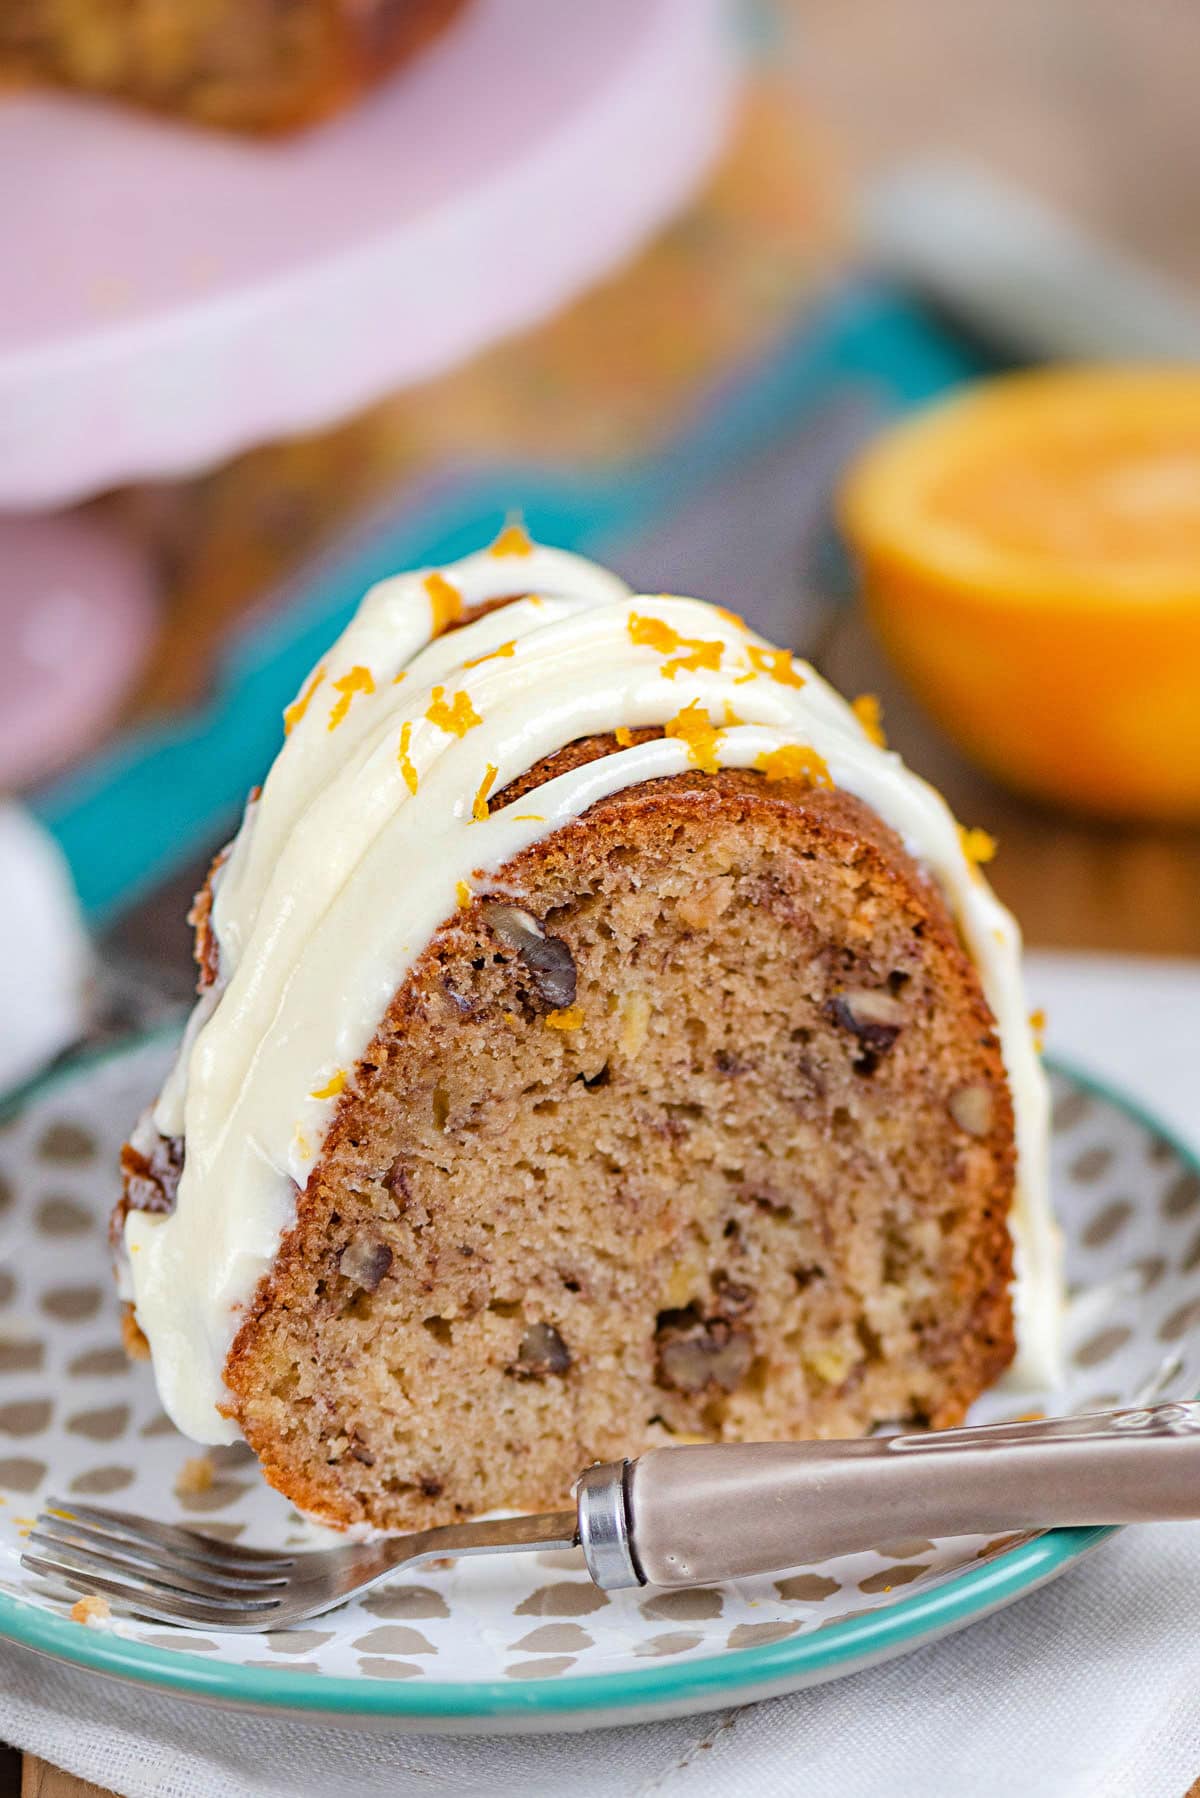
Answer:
[{"left": 0, "top": 1039, "right": 1197, "bottom": 1686}]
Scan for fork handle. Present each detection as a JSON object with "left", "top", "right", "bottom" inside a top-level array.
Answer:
[{"left": 578, "top": 1402, "right": 1200, "bottom": 1588}]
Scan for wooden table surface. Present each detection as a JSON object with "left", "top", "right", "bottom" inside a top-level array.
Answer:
[
  {"left": 20, "top": 1763, "right": 111, "bottom": 1798},
  {"left": 16, "top": 0, "right": 1200, "bottom": 1790}
]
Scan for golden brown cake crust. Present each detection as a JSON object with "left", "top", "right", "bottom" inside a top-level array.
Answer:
[
  {"left": 0, "top": 0, "right": 467, "bottom": 134},
  {"left": 197, "top": 756, "right": 1017, "bottom": 1531}
]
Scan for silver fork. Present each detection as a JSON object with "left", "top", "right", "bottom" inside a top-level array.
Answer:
[{"left": 23, "top": 1399, "right": 1200, "bottom": 1631}]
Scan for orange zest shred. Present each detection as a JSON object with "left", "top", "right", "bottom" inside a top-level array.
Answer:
[
  {"left": 545, "top": 1005, "right": 584, "bottom": 1030},
  {"left": 472, "top": 763, "right": 499, "bottom": 821},
  {"left": 664, "top": 640, "right": 724, "bottom": 679},
  {"left": 665, "top": 701, "right": 721, "bottom": 774},
  {"left": 392, "top": 670, "right": 408, "bottom": 685},
  {"left": 424, "top": 571, "right": 464, "bottom": 633},
  {"left": 397, "top": 721, "right": 418, "bottom": 795},
  {"left": 283, "top": 663, "right": 325, "bottom": 735},
  {"left": 311, "top": 1069, "right": 347, "bottom": 1100},
  {"left": 628, "top": 612, "right": 681, "bottom": 655},
  {"left": 628, "top": 613, "right": 724, "bottom": 679},
  {"left": 959, "top": 824, "right": 998, "bottom": 871},
  {"left": 741, "top": 644, "right": 805, "bottom": 688},
  {"left": 463, "top": 640, "right": 516, "bottom": 669},
  {"left": 426, "top": 686, "right": 482, "bottom": 737},
  {"left": 851, "top": 693, "right": 887, "bottom": 748},
  {"left": 456, "top": 880, "right": 472, "bottom": 908},
  {"left": 755, "top": 745, "right": 832, "bottom": 787},
  {"left": 615, "top": 726, "right": 634, "bottom": 747},
  {"left": 723, "top": 702, "right": 744, "bottom": 727},
  {"left": 714, "top": 605, "right": 747, "bottom": 631},
  {"left": 327, "top": 664, "right": 375, "bottom": 730},
  {"left": 490, "top": 521, "right": 534, "bottom": 557},
  {"left": 510, "top": 812, "right": 545, "bottom": 822},
  {"left": 1029, "top": 1008, "right": 1047, "bottom": 1053}
]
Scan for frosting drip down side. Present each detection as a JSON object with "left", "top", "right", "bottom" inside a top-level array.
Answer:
[{"left": 123, "top": 537, "right": 1060, "bottom": 1442}]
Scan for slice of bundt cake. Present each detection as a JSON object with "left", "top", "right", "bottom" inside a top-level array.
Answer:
[
  {"left": 0, "top": 0, "right": 467, "bottom": 134},
  {"left": 115, "top": 529, "right": 1060, "bottom": 1532}
]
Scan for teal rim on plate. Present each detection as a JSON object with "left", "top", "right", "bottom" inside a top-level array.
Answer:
[
  {"left": 1, "top": 1037, "right": 1192, "bottom": 1723},
  {"left": 0, "top": 1513, "right": 1111, "bottom": 1719}
]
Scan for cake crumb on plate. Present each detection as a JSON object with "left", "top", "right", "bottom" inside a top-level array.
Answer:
[
  {"left": 71, "top": 1593, "right": 111, "bottom": 1627},
  {"left": 175, "top": 1455, "right": 214, "bottom": 1497}
]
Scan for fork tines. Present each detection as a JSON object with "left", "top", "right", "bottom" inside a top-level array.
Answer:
[{"left": 21, "top": 1496, "right": 294, "bottom": 1630}]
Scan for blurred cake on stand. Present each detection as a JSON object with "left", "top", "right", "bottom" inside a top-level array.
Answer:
[{"left": 0, "top": 0, "right": 741, "bottom": 784}]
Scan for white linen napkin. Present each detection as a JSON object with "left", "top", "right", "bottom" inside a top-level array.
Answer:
[{"left": 2, "top": 949, "right": 1198, "bottom": 1798}]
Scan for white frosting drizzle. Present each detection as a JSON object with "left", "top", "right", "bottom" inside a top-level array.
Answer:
[{"left": 125, "top": 538, "right": 1061, "bottom": 1443}]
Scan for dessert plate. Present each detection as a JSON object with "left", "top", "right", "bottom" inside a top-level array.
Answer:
[{"left": 0, "top": 1032, "right": 1196, "bottom": 1731}]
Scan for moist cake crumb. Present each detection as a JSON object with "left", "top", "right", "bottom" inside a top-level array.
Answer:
[{"left": 213, "top": 762, "right": 1015, "bottom": 1530}]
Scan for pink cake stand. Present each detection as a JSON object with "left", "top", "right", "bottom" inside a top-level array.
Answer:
[{"left": 0, "top": 0, "right": 737, "bottom": 509}]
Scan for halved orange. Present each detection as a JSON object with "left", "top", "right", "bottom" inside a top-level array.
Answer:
[{"left": 839, "top": 367, "right": 1200, "bottom": 820}]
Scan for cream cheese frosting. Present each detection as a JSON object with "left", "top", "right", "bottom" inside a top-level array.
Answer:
[{"left": 125, "top": 531, "right": 1061, "bottom": 1442}]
